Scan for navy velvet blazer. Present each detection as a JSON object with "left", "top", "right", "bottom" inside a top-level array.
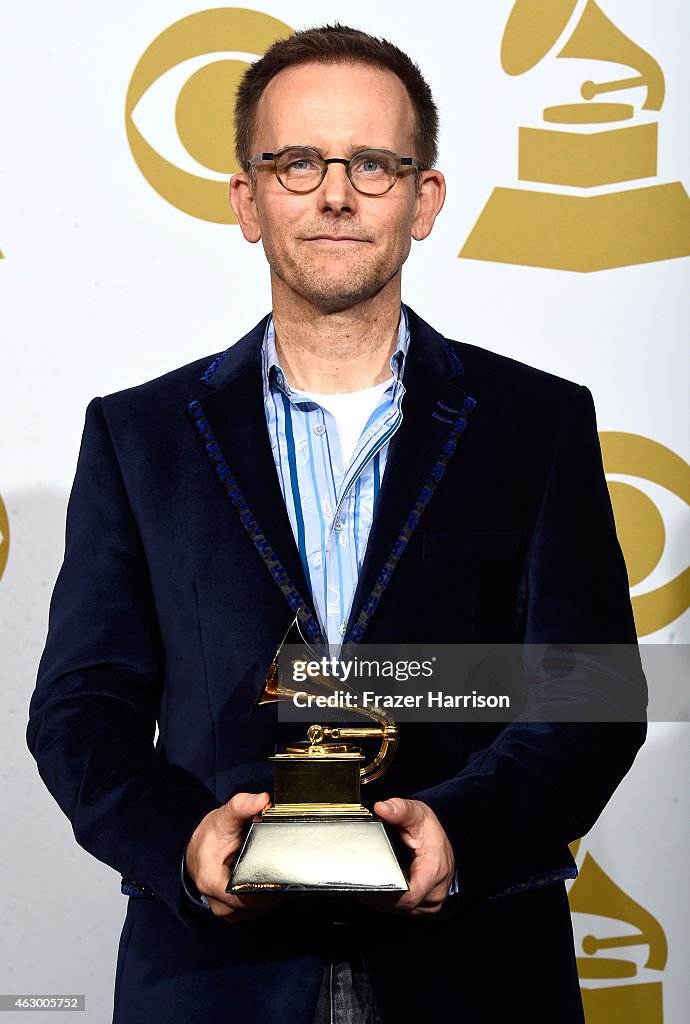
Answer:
[{"left": 28, "top": 308, "right": 646, "bottom": 1023}]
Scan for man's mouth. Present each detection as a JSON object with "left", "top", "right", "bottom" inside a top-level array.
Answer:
[{"left": 304, "top": 234, "right": 368, "bottom": 243}]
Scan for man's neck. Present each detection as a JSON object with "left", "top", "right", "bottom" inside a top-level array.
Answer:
[{"left": 270, "top": 280, "right": 402, "bottom": 394}]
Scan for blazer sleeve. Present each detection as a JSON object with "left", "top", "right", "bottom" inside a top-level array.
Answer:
[
  {"left": 411, "top": 384, "right": 648, "bottom": 902},
  {"left": 26, "top": 398, "right": 221, "bottom": 929}
]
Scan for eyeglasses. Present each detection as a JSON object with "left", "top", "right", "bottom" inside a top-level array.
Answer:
[{"left": 247, "top": 146, "right": 423, "bottom": 196}]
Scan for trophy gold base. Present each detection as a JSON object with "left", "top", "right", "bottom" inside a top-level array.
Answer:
[{"left": 227, "top": 818, "right": 409, "bottom": 893}]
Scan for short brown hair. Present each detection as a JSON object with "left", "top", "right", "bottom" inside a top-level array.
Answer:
[{"left": 234, "top": 24, "right": 439, "bottom": 172}]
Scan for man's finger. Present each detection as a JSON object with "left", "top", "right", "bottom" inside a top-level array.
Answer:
[
  {"left": 374, "top": 799, "right": 430, "bottom": 849},
  {"left": 214, "top": 792, "right": 270, "bottom": 842},
  {"left": 225, "top": 791, "right": 271, "bottom": 824},
  {"left": 202, "top": 891, "right": 287, "bottom": 921},
  {"left": 374, "top": 797, "right": 422, "bottom": 828},
  {"left": 203, "top": 894, "right": 235, "bottom": 917},
  {"left": 186, "top": 792, "right": 271, "bottom": 892}
]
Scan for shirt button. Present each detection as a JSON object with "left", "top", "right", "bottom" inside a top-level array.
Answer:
[
  {"left": 313, "top": 423, "right": 326, "bottom": 436},
  {"left": 333, "top": 518, "right": 344, "bottom": 532},
  {"left": 339, "top": 622, "right": 347, "bottom": 636}
]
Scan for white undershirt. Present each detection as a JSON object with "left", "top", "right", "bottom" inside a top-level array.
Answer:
[{"left": 291, "top": 377, "right": 394, "bottom": 468}]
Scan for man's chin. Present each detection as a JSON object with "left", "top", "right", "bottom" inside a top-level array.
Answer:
[
  {"left": 306, "top": 290, "right": 382, "bottom": 314},
  {"left": 274, "top": 268, "right": 397, "bottom": 314}
]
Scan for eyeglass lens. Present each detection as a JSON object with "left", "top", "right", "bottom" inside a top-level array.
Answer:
[{"left": 275, "top": 148, "right": 399, "bottom": 195}]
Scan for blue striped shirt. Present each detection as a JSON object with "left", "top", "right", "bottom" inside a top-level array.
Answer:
[{"left": 262, "top": 311, "right": 409, "bottom": 648}]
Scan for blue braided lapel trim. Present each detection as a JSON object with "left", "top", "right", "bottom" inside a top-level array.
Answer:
[
  {"left": 188, "top": 398, "right": 324, "bottom": 646},
  {"left": 343, "top": 394, "right": 476, "bottom": 651}
]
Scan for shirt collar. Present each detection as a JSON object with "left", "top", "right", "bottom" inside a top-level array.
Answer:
[{"left": 262, "top": 306, "right": 410, "bottom": 399}]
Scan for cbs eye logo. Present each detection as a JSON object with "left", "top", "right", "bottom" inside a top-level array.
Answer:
[
  {"left": 125, "top": 8, "right": 293, "bottom": 223},
  {"left": 0, "top": 494, "right": 9, "bottom": 582},
  {"left": 602, "top": 432, "right": 690, "bottom": 637}
]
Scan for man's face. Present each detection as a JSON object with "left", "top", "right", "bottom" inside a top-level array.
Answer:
[{"left": 231, "top": 61, "right": 443, "bottom": 314}]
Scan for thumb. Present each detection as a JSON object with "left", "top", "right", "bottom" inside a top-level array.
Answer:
[
  {"left": 375, "top": 797, "right": 420, "bottom": 828},
  {"left": 221, "top": 791, "right": 270, "bottom": 834}
]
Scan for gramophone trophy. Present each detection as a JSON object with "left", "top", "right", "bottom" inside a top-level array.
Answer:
[{"left": 227, "top": 620, "right": 408, "bottom": 893}]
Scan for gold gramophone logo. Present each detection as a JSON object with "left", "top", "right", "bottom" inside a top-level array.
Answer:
[
  {"left": 0, "top": 494, "right": 9, "bottom": 581},
  {"left": 125, "top": 8, "right": 293, "bottom": 223},
  {"left": 461, "top": 0, "right": 690, "bottom": 271},
  {"left": 601, "top": 432, "right": 690, "bottom": 636},
  {"left": 569, "top": 841, "right": 668, "bottom": 1023}
]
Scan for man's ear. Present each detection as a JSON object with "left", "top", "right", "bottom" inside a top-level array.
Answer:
[
  {"left": 229, "top": 172, "right": 262, "bottom": 243},
  {"left": 411, "top": 169, "right": 446, "bottom": 242}
]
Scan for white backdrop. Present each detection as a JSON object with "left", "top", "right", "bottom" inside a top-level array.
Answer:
[{"left": 1, "top": 2, "right": 688, "bottom": 1021}]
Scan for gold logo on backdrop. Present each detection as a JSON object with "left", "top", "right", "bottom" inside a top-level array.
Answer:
[
  {"left": 568, "top": 841, "right": 668, "bottom": 1023},
  {"left": 125, "top": 9, "right": 293, "bottom": 223},
  {"left": 460, "top": 0, "right": 690, "bottom": 271},
  {"left": 601, "top": 432, "right": 690, "bottom": 636},
  {"left": 0, "top": 494, "right": 9, "bottom": 580}
]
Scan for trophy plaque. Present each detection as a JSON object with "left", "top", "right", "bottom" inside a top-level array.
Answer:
[{"left": 227, "top": 620, "right": 408, "bottom": 893}]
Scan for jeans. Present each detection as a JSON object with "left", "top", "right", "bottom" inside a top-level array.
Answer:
[{"left": 311, "top": 954, "right": 383, "bottom": 1024}]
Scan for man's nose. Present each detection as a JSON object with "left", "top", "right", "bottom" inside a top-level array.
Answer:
[{"left": 317, "top": 162, "right": 357, "bottom": 213}]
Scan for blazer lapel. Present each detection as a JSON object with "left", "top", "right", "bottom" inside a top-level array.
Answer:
[
  {"left": 344, "top": 307, "right": 476, "bottom": 646},
  {"left": 187, "top": 318, "right": 323, "bottom": 644},
  {"left": 187, "top": 308, "right": 476, "bottom": 651}
]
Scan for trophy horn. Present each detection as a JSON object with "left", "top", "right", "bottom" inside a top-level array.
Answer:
[{"left": 255, "top": 620, "right": 399, "bottom": 784}]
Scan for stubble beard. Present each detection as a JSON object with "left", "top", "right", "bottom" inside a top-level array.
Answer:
[{"left": 265, "top": 239, "right": 410, "bottom": 315}]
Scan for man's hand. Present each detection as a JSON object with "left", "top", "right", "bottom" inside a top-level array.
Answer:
[
  {"left": 371, "top": 798, "right": 456, "bottom": 915},
  {"left": 184, "top": 791, "right": 284, "bottom": 923}
]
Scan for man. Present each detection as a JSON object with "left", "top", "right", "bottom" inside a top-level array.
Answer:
[{"left": 28, "top": 24, "right": 646, "bottom": 1024}]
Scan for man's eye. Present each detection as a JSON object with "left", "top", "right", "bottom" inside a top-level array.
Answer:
[
  {"left": 355, "top": 158, "right": 382, "bottom": 174},
  {"left": 352, "top": 154, "right": 391, "bottom": 176},
  {"left": 285, "top": 156, "right": 318, "bottom": 173}
]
